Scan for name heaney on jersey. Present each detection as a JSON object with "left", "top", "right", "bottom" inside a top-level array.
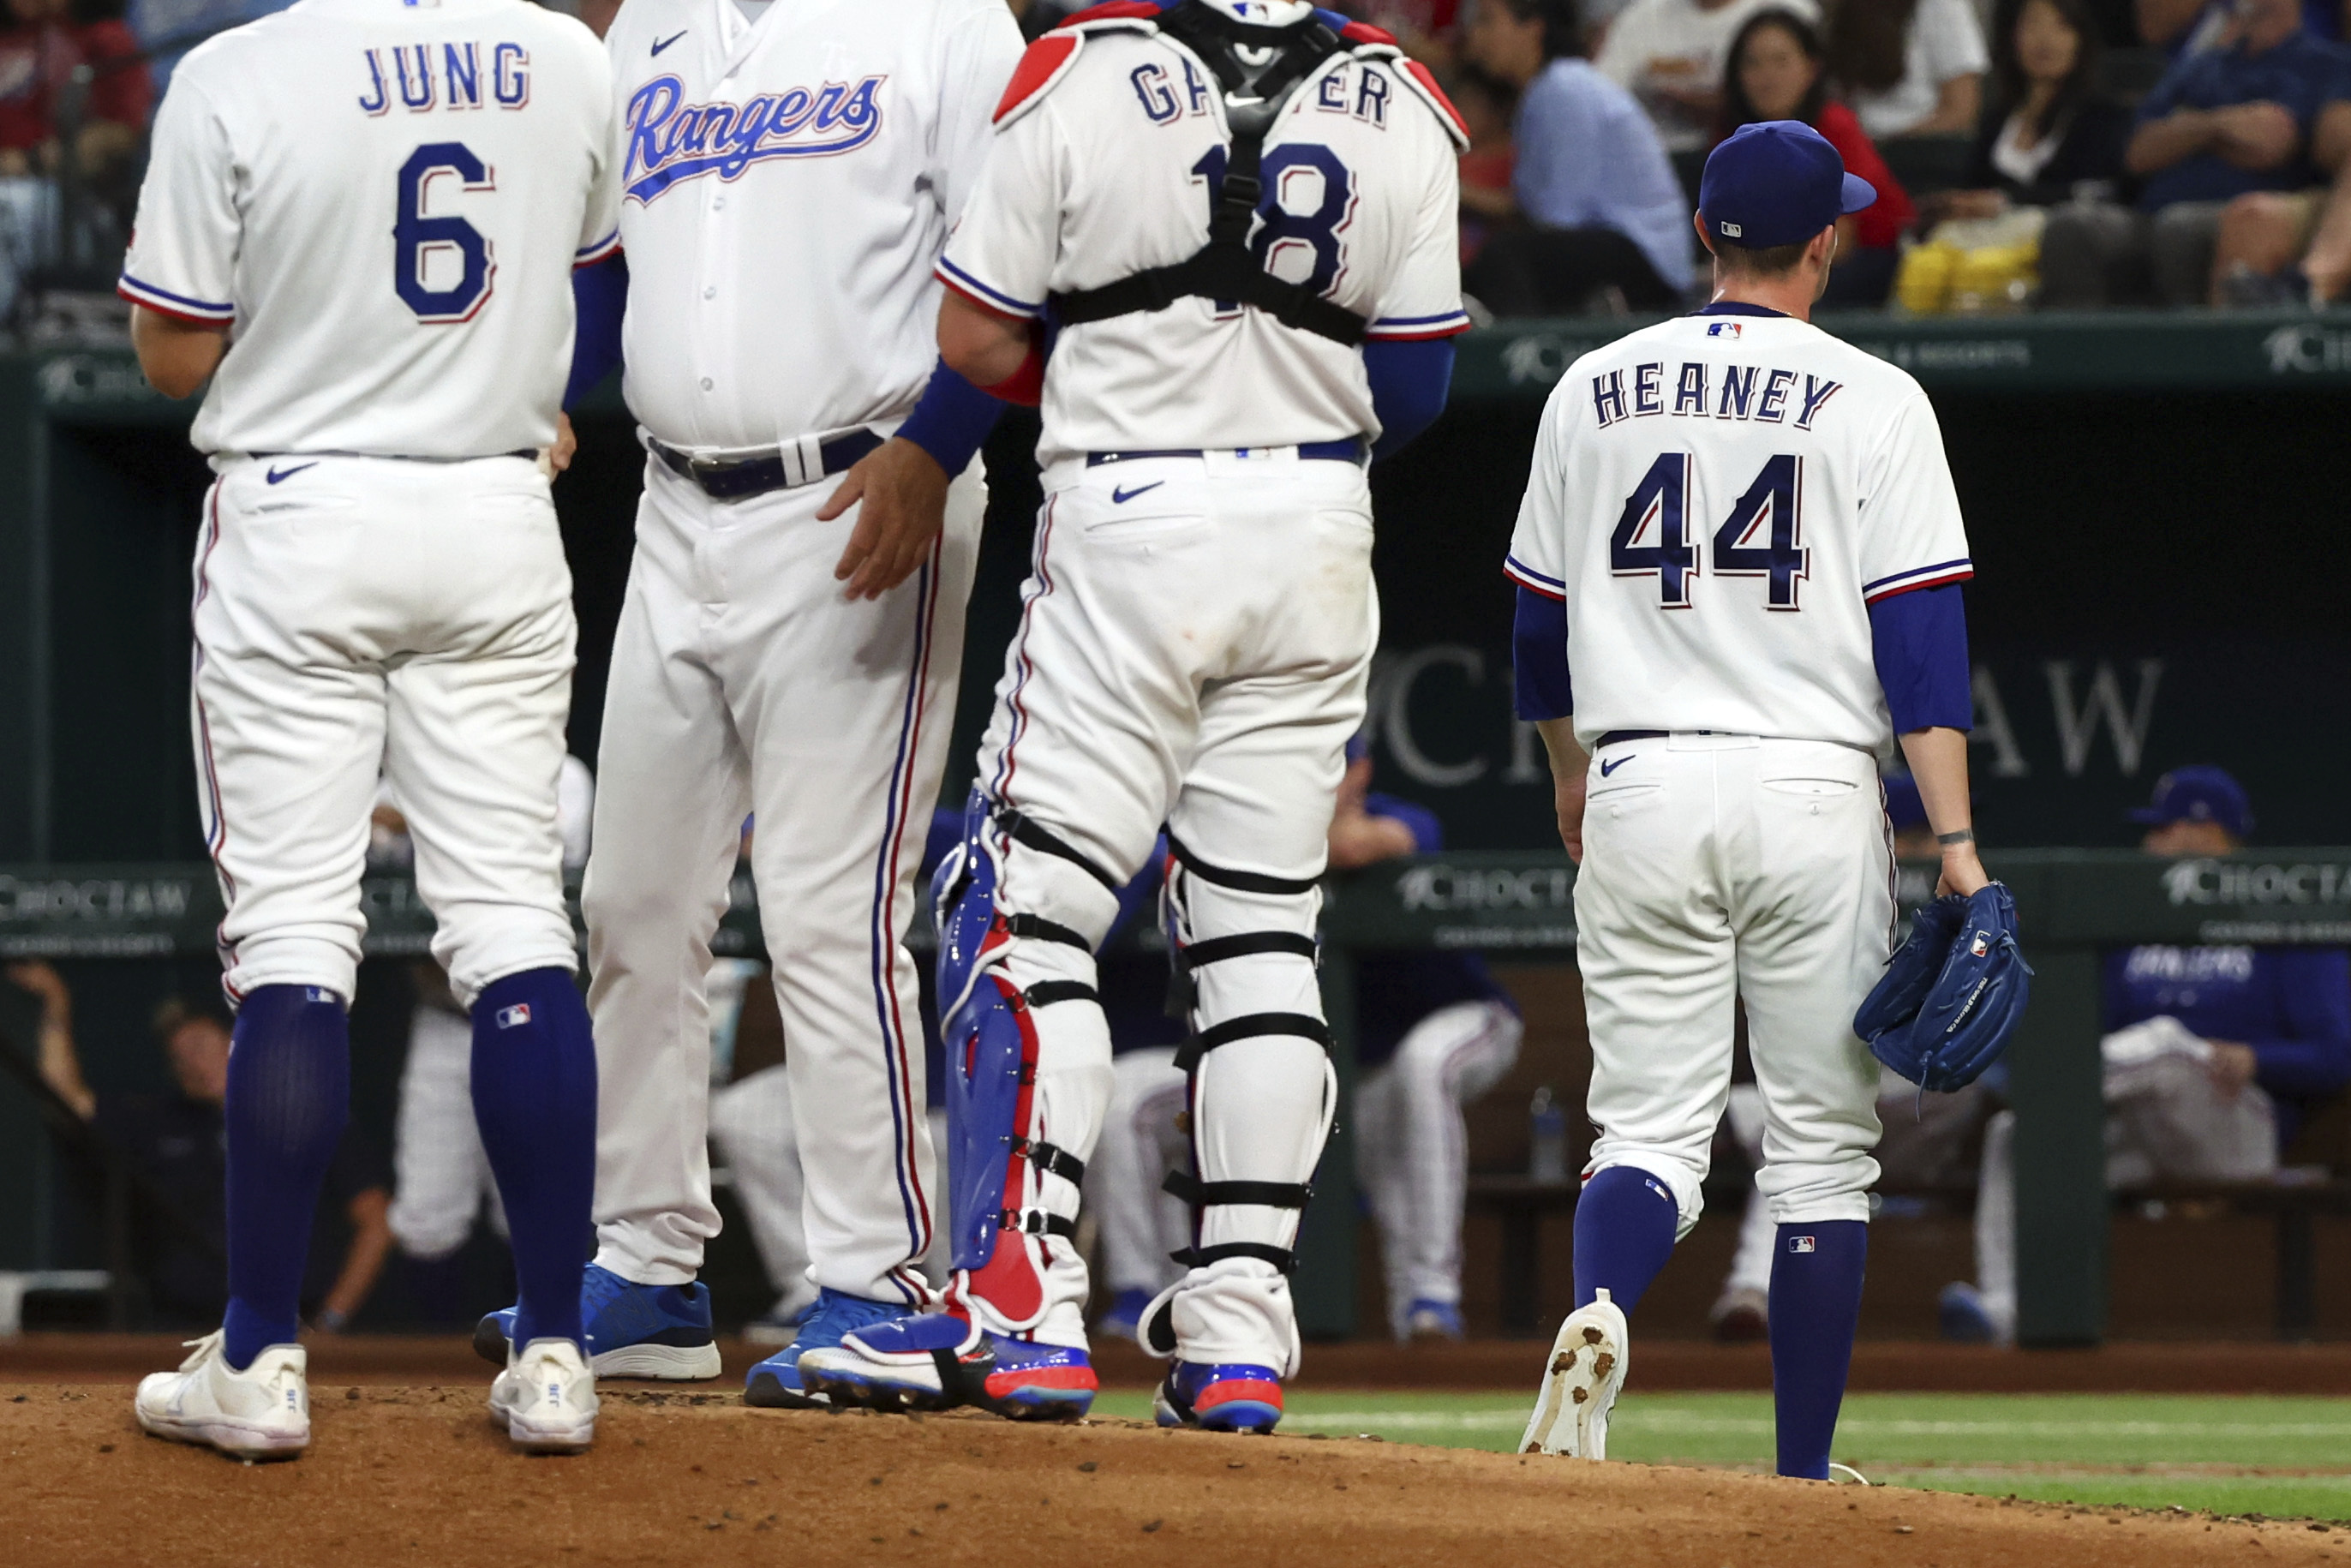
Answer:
[
  {"left": 622, "top": 74, "right": 885, "bottom": 205},
  {"left": 357, "top": 43, "right": 531, "bottom": 115},
  {"left": 1592, "top": 361, "right": 1844, "bottom": 431}
]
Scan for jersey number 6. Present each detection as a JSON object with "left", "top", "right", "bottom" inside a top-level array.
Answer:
[
  {"left": 1611, "top": 452, "right": 1809, "bottom": 611},
  {"left": 395, "top": 142, "right": 497, "bottom": 325}
]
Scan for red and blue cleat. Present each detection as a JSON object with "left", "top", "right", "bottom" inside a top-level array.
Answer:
[
  {"left": 1154, "top": 1361, "right": 1285, "bottom": 1434},
  {"left": 799, "top": 1311, "right": 1098, "bottom": 1421}
]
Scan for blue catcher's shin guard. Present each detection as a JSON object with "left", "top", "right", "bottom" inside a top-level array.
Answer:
[{"left": 931, "top": 789, "right": 1112, "bottom": 1336}]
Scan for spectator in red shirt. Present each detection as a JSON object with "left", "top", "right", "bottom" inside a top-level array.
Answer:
[
  {"left": 1714, "top": 6, "right": 1915, "bottom": 304},
  {"left": 0, "top": 0, "right": 151, "bottom": 181}
]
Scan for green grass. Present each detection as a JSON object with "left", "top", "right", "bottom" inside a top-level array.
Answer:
[{"left": 1091, "top": 1390, "right": 2351, "bottom": 1521}]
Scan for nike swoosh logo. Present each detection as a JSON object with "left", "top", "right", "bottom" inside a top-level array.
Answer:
[
  {"left": 651, "top": 29, "right": 686, "bottom": 55},
  {"left": 1111, "top": 482, "right": 1164, "bottom": 504},
  {"left": 1600, "top": 756, "right": 1633, "bottom": 777},
  {"left": 265, "top": 463, "right": 317, "bottom": 485}
]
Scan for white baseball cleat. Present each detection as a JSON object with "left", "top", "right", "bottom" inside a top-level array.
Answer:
[
  {"left": 1520, "top": 1288, "right": 1630, "bottom": 1459},
  {"left": 490, "top": 1338, "right": 598, "bottom": 1454},
  {"left": 135, "top": 1330, "right": 310, "bottom": 1461}
]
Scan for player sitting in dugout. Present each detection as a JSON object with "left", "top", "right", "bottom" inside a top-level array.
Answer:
[
  {"left": 1087, "top": 739, "right": 1525, "bottom": 1346},
  {"left": 8, "top": 964, "right": 392, "bottom": 1334},
  {"left": 1938, "top": 765, "right": 2351, "bottom": 1344}
]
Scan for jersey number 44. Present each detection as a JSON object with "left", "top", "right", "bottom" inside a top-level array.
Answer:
[{"left": 1612, "top": 452, "right": 1810, "bottom": 613}]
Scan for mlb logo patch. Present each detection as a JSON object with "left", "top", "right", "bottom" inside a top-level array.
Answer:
[
  {"left": 1707, "top": 321, "right": 1742, "bottom": 339},
  {"left": 1971, "top": 932, "right": 1990, "bottom": 958},
  {"left": 495, "top": 1003, "right": 533, "bottom": 1030},
  {"left": 1787, "top": 1235, "right": 1817, "bottom": 1254}
]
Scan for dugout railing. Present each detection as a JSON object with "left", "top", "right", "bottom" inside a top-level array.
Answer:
[{"left": 7, "top": 848, "right": 2351, "bottom": 1346}]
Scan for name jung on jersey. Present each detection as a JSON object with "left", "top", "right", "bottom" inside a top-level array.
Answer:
[
  {"left": 1591, "top": 358, "right": 1845, "bottom": 431},
  {"left": 622, "top": 75, "right": 884, "bottom": 204},
  {"left": 357, "top": 42, "right": 531, "bottom": 115}
]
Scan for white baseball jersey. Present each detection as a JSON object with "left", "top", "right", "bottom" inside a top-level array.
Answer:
[
  {"left": 1505, "top": 309, "right": 1973, "bottom": 755},
  {"left": 938, "top": 17, "right": 1469, "bottom": 469},
  {"left": 602, "top": 0, "right": 1023, "bottom": 452},
  {"left": 120, "top": 0, "right": 620, "bottom": 459}
]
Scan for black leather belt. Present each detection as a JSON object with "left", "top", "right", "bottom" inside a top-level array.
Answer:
[
  {"left": 1596, "top": 730, "right": 1670, "bottom": 748},
  {"left": 650, "top": 428, "right": 884, "bottom": 501},
  {"left": 1084, "top": 438, "right": 1366, "bottom": 466}
]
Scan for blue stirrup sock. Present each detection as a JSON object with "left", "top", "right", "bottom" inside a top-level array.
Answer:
[
  {"left": 1768, "top": 1218, "right": 1869, "bottom": 1479},
  {"left": 470, "top": 967, "right": 598, "bottom": 1353},
  {"left": 1570, "top": 1164, "right": 1681, "bottom": 1313},
  {"left": 222, "top": 984, "right": 350, "bottom": 1370}
]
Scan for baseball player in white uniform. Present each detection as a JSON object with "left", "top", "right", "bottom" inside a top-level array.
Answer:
[
  {"left": 116, "top": 0, "right": 620, "bottom": 1457},
  {"left": 1507, "top": 122, "right": 1989, "bottom": 1477},
  {"left": 470, "top": 0, "right": 1027, "bottom": 1408},
  {"left": 797, "top": 0, "right": 1469, "bottom": 1430}
]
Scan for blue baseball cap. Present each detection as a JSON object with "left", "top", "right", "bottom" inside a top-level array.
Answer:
[
  {"left": 1698, "top": 121, "right": 1877, "bottom": 250},
  {"left": 2129, "top": 765, "right": 2252, "bottom": 841}
]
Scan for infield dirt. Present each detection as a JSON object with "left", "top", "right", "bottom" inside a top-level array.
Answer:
[{"left": 8, "top": 1382, "right": 2348, "bottom": 1568}]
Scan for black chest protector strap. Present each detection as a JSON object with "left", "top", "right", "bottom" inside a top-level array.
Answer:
[{"left": 1050, "top": 4, "right": 1368, "bottom": 346}]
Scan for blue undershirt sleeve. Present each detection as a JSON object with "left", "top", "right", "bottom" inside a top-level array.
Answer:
[
  {"left": 1868, "top": 583, "right": 1973, "bottom": 735},
  {"left": 564, "top": 253, "right": 627, "bottom": 412},
  {"left": 896, "top": 357, "right": 1009, "bottom": 478},
  {"left": 1365, "top": 338, "right": 1455, "bottom": 459},
  {"left": 1512, "top": 584, "right": 1573, "bottom": 721}
]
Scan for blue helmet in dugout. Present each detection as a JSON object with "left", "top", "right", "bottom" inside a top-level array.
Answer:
[{"left": 1698, "top": 120, "right": 1877, "bottom": 249}]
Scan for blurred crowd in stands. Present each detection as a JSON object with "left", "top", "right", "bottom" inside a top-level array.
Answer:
[{"left": 3, "top": 0, "right": 2349, "bottom": 337}]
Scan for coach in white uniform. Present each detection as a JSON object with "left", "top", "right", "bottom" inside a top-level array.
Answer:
[
  {"left": 1508, "top": 122, "right": 1991, "bottom": 1477},
  {"left": 474, "top": 0, "right": 1027, "bottom": 1403},
  {"left": 798, "top": 0, "right": 1469, "bottom": 1431},
  {"left": 116, "top": 0, "right": 621, "bottom": 1457}
]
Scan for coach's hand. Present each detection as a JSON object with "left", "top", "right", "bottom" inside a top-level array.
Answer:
[{"left": 826, "top": 437, "right": 949, "bottom": 601}]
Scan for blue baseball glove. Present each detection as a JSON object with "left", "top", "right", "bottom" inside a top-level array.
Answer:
[{"left": 1855, "top": 882, "right": 2031, "bottom": 1092}]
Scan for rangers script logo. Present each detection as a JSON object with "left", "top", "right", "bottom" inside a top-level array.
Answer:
[{"left": 623, "top": 73, "right": 886, "bottom": 203}]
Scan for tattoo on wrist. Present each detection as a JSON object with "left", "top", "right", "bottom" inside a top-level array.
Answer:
[{"left": 1937, "top": 829, "right": 1976, "bottom": 847}]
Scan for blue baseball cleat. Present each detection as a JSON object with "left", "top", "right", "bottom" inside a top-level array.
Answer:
[
  {"left": 743, "top": 1288, "right": 907, "bottom": 1409},
  {"left": 799, "top": 1311, "right": 1098, "bottom": 1421},
  {"left": 1096, "top": 1288, "right": 1152, "bottom": 1344},
  {"left": 1403, "top": 1298, "right": 1466, "bottom": 1342},
  {"left": 473, "top": 1263, "right": 720, "bottom": 1380},
  {"left": 1154, "top": 1361, "right": 1285, "bottom": 1434}
]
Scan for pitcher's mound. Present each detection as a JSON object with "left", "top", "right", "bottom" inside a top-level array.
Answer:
[{"left": 3, "top": 1384, "right": 2331, "bottom": 1566}]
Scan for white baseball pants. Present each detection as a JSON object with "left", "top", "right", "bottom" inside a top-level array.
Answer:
[
  {"left": 967, "top": 451, "right": 1376, "bottom": 1365},
  {"left": 1576, "top": 733, "right": 1891, "bottom": 1234},
  {"left": 191, "top": 456, "right": 580, "bottom": 1009},
  {"left": 583, "top": 457, "right": 981, "bottom": 1304},
  {"left": 1353, "top": 998, "right": 1524, "bottom": 1335}
]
